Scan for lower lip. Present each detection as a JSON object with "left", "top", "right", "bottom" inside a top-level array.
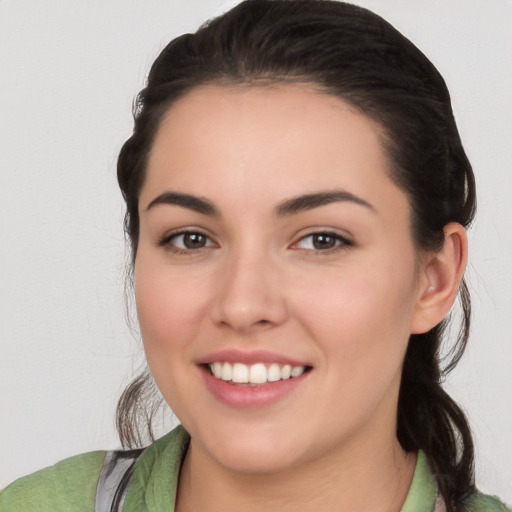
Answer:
[{"left": 200, "top": 367, "right": 310, "bottom": 409}]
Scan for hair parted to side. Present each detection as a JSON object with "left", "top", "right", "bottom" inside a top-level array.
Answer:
[{"left": 116, "top": 1, "right": 477, "bottom": 509}]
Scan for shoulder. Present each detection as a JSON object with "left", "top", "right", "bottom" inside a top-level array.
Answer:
[
  {"left": 0, "top": 450, "right": 106, "bottom": 512},
  {"left": 123, "top": 425, "right": 190, "bottom": 511},
  {"left": 465, "top": 491, "right": 511, "bottom": 512},
  {"left": 0, "top": 426, "right": 190, "bottom": 512}
]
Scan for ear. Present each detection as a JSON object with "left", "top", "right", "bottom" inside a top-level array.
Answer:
[{"left": 411, "top": 222, "right": 468, "bottom": 334}]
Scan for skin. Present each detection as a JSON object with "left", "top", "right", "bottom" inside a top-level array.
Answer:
[{"left": 135, "top": 84, "right": 467, "bottom": 511}]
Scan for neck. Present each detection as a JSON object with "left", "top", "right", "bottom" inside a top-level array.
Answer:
[{"left": 176, "top": 429, "right": 416, "bottom": 512}]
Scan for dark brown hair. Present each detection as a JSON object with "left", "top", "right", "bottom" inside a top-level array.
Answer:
[{"left": 116, "top": 2, "right": 476, "bottom": 509}]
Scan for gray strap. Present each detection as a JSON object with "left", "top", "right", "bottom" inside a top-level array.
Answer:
[
  {"left": 433, "top": 493, "right": 447, "bottom": 512},
  {"left": 95, "top": 449, "right": 143, "bottom": 512}
]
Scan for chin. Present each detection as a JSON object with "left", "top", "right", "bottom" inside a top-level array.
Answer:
[
  {"left": 194, "top": 421, "right": 310, "bottom": 474},
  {"left": 211, "top": 442, "right": 300, "bottom": 474}
]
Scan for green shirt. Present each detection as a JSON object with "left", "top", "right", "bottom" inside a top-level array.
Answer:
[{"left": 1, "top": 425, "right": 509, "bottom": 511}]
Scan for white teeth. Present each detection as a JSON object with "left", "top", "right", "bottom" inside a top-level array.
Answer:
[
  {"left": 208, "top": 362, "right": 307, "bottom": 384},
  {"left": 291, "top": 366, "right": 305, "bottom": 378},
  {"left": 249, "top": 363, "right": 267, "bottom": 384},
  {"left": 212, "top": 362, "right": 222, "bottom": 379},
  {"left": 232, "top": 363, "right": 249, "bottom": 383},
  {"left": 221, "top": 362, "right": 232, "bottom": 381},
  {"left": 267, "top": 363, "right": 281, "bottom": 382}
]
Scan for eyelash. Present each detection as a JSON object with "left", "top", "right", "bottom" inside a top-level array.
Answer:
[
  {"left": 157, "top": 230, "right": 353, "bottom": 255},
  {"left": 157, "top": 229, "right": 217, "bottom": 255},
  {"left": 291, "top": 231, "right": 353, "bottom": 254}
]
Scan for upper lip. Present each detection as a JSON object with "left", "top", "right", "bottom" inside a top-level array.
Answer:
[{"left": 196, "top": 348, "right": 311, "bottom": 367}]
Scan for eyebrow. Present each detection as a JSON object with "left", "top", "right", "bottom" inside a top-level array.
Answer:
[
  {"left": 145, "top": 189, "right": 374, "bottom": 217},
  {"left": 146, "top": 192, "right": 219, "bottom": 216},
  {"left": 275, "top": 190, "right": 375, "bottom": 217}
]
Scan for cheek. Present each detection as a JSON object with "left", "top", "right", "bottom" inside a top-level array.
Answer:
[
  {"left": 292, "top": 260, "right": 417, "bottom": 372},
  {"left": 134, "top": 256, "right": 208, "bottom": 365},
  {"left": 133, "top": 256, "right": 218, "bottom": 415},
  {"left": 292, "top": 263, "right": 417, "bottom": 431}
]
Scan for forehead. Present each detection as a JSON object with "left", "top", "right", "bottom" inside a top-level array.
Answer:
[{"left": 142, "top": 84, "right": 407, "bottom": 220}]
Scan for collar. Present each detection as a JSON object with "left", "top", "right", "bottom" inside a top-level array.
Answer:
[{"left": 123, "top": 425, "right": 438, "bottom": 512}]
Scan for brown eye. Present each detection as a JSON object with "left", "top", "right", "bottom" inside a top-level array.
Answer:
[
  {"left": 311, "top": 234, "right": 338, "bottom": 250},
  {"left": 294, "top": 232, "right": 352, "bottom": 252},
  {"left": 181, "top": 233, "right": 208, "bottom": 249},
  {"left": 164, "top": 231, "right": 215, "bottom": 251}
]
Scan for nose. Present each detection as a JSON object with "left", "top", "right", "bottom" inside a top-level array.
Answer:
[{"left": 211, "top": 248, "right": 288, "bottom": 333}]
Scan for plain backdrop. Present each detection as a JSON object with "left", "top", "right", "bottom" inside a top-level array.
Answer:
[{"left": 0, "top": 0, "right": 511, "bottom": 502}]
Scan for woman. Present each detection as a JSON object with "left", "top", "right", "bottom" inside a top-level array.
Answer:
[{"left": 1, "top": 1, "right": 509, "bottom": 511}]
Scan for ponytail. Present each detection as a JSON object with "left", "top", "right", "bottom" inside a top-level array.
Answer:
[{"left": 397, "top": 280, "right": 475, "bottom": 511}]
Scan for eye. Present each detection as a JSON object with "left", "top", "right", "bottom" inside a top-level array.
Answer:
[
  {"left": 293, "top": 232, "right": 352, "bottom": 252},
  {"left": 159, "top": 230, "right": 216, "bottom": 252}
]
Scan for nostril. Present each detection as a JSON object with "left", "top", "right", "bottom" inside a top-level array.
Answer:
[{"left": 253, "top": 319, "right": 274, "bottom": 329}]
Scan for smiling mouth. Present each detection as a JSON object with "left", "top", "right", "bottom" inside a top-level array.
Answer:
[{"left": 206, "top": 362, "right": 312, "bottom": 385}]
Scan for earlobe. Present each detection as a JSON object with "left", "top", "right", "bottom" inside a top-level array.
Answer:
[{"left": 411, "top": 223, "right": 468, "bottom": 334}]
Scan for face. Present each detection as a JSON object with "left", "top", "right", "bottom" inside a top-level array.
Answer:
[{"left": 135, "top": 84, "right": 426, "bottom": 474}]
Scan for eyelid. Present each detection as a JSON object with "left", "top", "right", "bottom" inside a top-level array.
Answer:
[
  {"left": 156, "top": 226, "right": 353, "bottom": 254},
  {"left": 157, "top": 227, "right": 218, "bottom": 252},
  {"left": 289, "top": 229, "right": 354, "bottom": 252}
]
